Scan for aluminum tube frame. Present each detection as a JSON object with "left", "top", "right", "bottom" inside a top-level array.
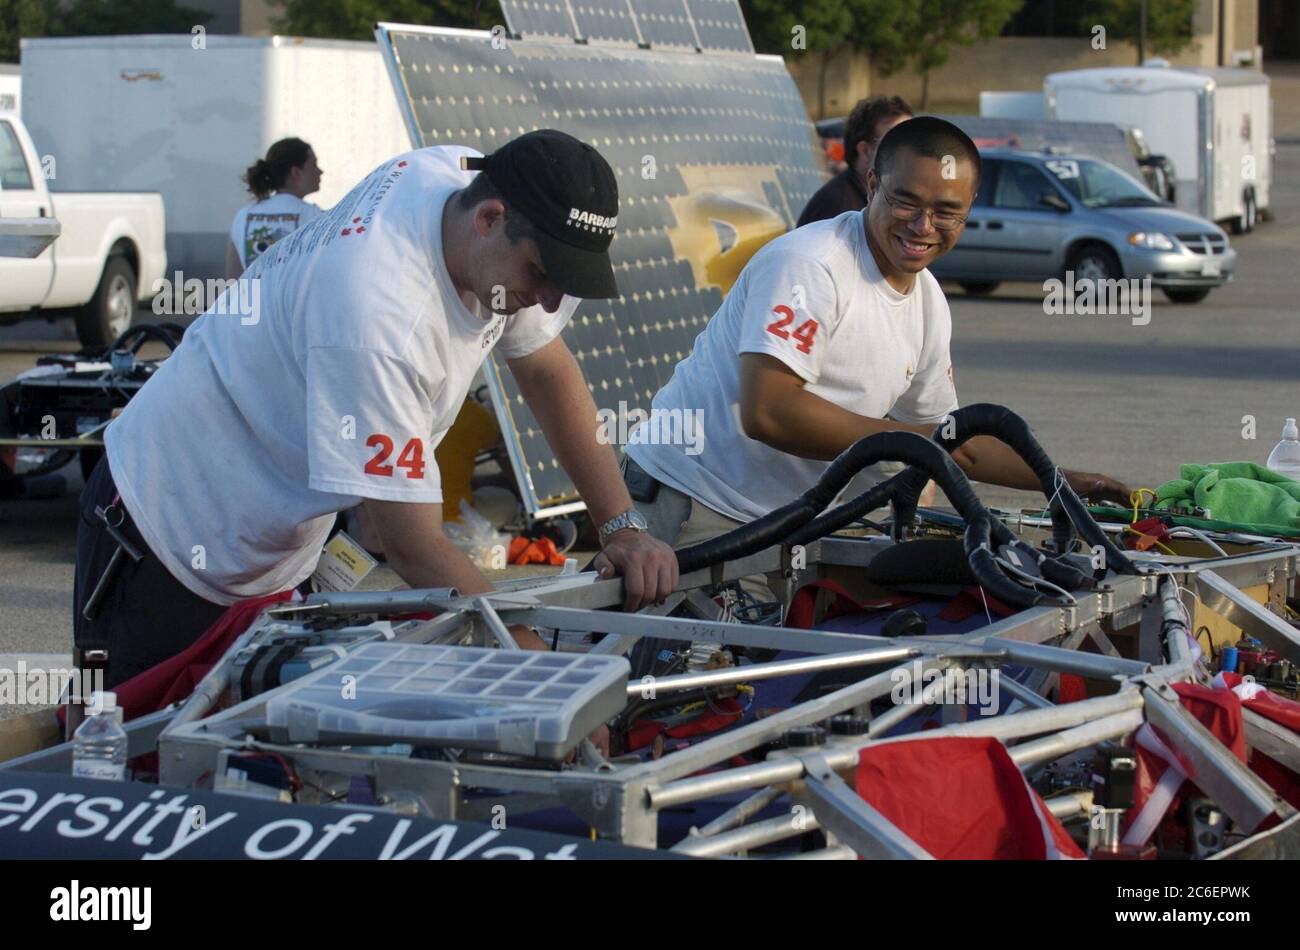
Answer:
[
  {"left": 1140, "top": 681, "right": 1295, "bottom": 831},
  {"left": 287, "top": 588, "right": 461, "bottom": 614},
  {"left": 626, "top": 645, "right": 917, "bottom": 697},
  {"left": 162, "top": 622, "right": 264, "bottom": 734},
  {"left": 1242, "top": 708, "right": 1300, "bottom": 774},
  {"left": 997, "top": 671, "right": 1055, "bottom": 711},
  {"left": 671, "top": 810, "right": 819, "bottom": 857},
  {"left": 504, "top": 604, "right": 901, "bottom": 655},
  {"left": 691, "top": 787, "right": 785, "bottom": 838},
  {"left": 649, "top": 689, "right": 1146, "bottom": 809},
  {"left": 1008, "top": 709, "right": 1146, "bottom": 768},
  {"left": 1195, "top": 569, "right": 1300, "bottom": 659},
  {"left": 800, "top": 752, "right": 935, "bottom": 860},
  {"left": 476, "top": 597, "right": 522, "bottom": 650},
  {"left": 981, "top": 637, "right": 1151, "bottom": 680}
]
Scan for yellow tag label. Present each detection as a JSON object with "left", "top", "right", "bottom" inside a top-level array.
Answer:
[{"left": 311, "top": 531, "right": 378, "bottom": 593}]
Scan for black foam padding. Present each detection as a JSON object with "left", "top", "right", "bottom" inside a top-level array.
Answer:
[{"left": 863, "top": 539, "right": 976, "bottom": 587}]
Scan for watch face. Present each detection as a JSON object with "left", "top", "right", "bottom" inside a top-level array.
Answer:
[{"left": 627, "top": 510, "right": 649, "bottom": 531}]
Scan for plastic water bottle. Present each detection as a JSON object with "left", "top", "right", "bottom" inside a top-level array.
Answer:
[
  {"left": 71, "top": 691, "right": 128, "bottom": 781},
  {"left": 1266, "top": 418, "right": 1300, "bottom": 482}
]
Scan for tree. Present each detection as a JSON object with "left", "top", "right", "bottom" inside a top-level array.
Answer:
[
  {"left": 0, "top": 0, "right": 47, "bottom": 63},
  {"left": 861, "top": 0, "right": 1025, "bottom": 110},
  {"left": 743, "top": 0, "right": 1024, "bottom": 113},
  {"left": 741, "top": 0, "right": 854, "bottom": 118},
  {"left": 270, "top": 0, "right": 498, "bottom": 41},
  {"left": 44, "top": 0, "right": 214, "bottom": 36},
  {"left": 1077, "top": 0, "right": 1197, "bottom": 65}
]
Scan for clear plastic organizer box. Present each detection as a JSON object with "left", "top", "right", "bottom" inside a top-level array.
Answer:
[{"left": 265, "top": 642, "right": 631, "bottom": 760}]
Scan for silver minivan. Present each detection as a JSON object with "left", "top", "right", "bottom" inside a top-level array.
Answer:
[{"left": 930, "top": 149, "right": 1236, "bottom": 304}]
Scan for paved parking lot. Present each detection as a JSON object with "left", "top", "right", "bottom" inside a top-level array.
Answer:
[{"left": 3, "top": 145, "right": 1298, "bottom": 667}]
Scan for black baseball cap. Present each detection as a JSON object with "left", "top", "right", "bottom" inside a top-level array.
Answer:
[{"left": 462, "top": 130, "right": 620, "bottom": 299}]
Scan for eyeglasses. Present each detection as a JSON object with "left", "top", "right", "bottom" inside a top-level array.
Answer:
[{"left": 878, "top": 189, "right": 969, "bottom": 231}]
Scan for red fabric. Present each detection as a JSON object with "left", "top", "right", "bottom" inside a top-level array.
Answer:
[
  {"left": 60, "top": 590, "right": 296, "bottom": 727},
  {"left": 855, "top": 736, "right": 1083, "bottom": 859},
  {"left": 626, "top": 698, "right": 744, "bottom": 752},
  {"left": 785, "top": 579, "right": 916, "bottom": 630},
  {"left": 937, "top": 587, "right": 1018, "bottom": 623},
  {"left": 1217, "top": 671, "right": 1300, "bottom": 731},
  {"left": 1213, "top": 673, "right": 1300, "bottom": 808},
  {"left": 1123, "top": 682, "right": 1247, "bottom": 846},
  {"left": 1057, "top": 673, "right": 1089, "bottom": 704},
  {"left": 1123, "top": 517, "right": 1171, "bottom": 552}
]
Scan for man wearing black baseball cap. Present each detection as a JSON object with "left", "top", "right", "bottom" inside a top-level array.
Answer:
[{"left": 78, "top": 130, "right": 678, "bottom": 690}]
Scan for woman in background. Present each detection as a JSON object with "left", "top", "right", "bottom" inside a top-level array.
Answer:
[{"left": 225, "top": 138, "right": 324, "bottom": 278}]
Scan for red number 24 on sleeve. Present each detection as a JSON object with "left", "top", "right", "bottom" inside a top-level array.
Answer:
[
  {"left": 765, "top": 305, "right": 819, "bottom": 354},
  {"left": 365, "top": 434, "right": 427, "bottom": 479}
]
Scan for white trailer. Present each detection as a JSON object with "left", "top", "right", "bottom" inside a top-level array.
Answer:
[
  {"left": 20, "top": 35, "right": 411, "bottom": 279},
  {"left": 1044, "top": 65, "right": 1271, "bottom": 232},
  {"left": 0, "top": 64, "right": 19, "bottom": 114},
  {"left": 979, "top": 91, "right": 1045, "bottom": 120}
]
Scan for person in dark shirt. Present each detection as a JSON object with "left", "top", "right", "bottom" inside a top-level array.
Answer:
[{"left": 798, "top": 95, "right": 913, "bottom": 227}]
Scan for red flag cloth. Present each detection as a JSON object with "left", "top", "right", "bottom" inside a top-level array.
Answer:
[
  {"left": 60, "top": 590, "right": 297, "bottom": 727},
  {"left": 936, "top": 587, "right": 1017, "bottom": 624},
  {"left": 1057, "top": 674, "right": 1089, "bottom": 704},
  {"left": 1214, "top": 671, "right": 1300, "bottom": 731},
  {"left": 625, "top": 698, "right": 745, "bottom": 752},
  {"left": 1212, "top": 672, "right": 1300, "bottom": 808},
  {"left": 855, "top": 736, "right": 1083, "bottom": 859},
  {"left": 785, "top": 578, "right": 917, "bottom": 630},
  {"left": 1122, "top": 682, "right": 1247, "bottom": 848}
]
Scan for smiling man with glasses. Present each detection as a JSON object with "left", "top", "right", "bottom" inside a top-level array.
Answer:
[{"left": 621, "top": 117, "right": 1130, "bottom": 585}]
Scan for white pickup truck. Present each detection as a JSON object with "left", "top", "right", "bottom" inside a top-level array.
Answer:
[{"left": 0, "top": 112, "right": 165, "bottom": 346}]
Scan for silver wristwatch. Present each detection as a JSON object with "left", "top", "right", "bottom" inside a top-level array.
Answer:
[{"left": 598, "top": 508, "right": 649, "bottom": 546}]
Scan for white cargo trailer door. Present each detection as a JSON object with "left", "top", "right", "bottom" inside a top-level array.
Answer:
[{"left": 1052, "top": 84, "right": 1205, "bottom": 217}]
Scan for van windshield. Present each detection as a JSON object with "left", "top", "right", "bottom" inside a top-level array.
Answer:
[{"left": 1042, "top": 158, "right": 1161, "bottom": 208}]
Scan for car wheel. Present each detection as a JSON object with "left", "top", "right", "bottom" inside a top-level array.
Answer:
[
  {"left": 75, "top": 255, "right": 136, "bottom": 348},
  {"left": 1066, "top": 243, "right": 1121, "bottom": 283},
  {"left": 1163, "top": 287, "right": 1211, "bottom": 304},
  {"left": 959, "top": 281, "right": 1000, "bottom": 296}
]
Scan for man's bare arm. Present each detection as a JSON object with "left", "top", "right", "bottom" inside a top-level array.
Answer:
[
  {"left": 738, "top": 353, "right": 1128, "bottom": 501},
  {"left": 507, "top": 336, "right": 679, "bottom": 609},
  {"left": 362, "top": 499, "right": 548, "bottom": 649},
  {"left": 506, "top": 337, "right": 640, "bottom": 525}
]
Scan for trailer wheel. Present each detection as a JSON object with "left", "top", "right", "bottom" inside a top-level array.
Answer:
[
  {"left": 1232, "top": 190, "right": 1257, "bottom": 235},
  {"left": 959, "top": 281, "right": 1000, "bottom": 296},
  {"left": 75, "top": 255, "right": 137, "bottom": 348}
]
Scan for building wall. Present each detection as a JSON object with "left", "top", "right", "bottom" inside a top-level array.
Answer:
[
  {"left": 787, "top": 0, "right": 1258, "bottom": 119},
  {"left": 240, "top": 0, "right": 277, "bottom": 36}
]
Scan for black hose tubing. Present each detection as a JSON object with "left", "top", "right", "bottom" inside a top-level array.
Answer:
[
  {"left": 673, "top": 430, "right": 1069, "bottom": 607},
  {"left": 888, "top": 404, "right": 1138, "bottom": 576}
]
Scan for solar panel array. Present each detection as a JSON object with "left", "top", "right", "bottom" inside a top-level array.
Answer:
[
  {"left": 379, "top": 24, "right": 822, "bottom": 514},
  {"left": 499, "top": 0, "right": 753, "bottom": 53}
]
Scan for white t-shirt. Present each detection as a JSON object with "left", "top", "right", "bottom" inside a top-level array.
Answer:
[
  {"left": 107, "top": 146, "right": 577, "bottom": 605},
  {"left": 230, "top": 192, "right": 324, "bottom": 269},
  {"left": 626, "top": 211, "right": 958, "bottom": 523}
]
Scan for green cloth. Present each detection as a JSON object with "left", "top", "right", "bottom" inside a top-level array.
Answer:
[{"left": 1154, "top": 462, "right": 1300, "bottom": 535}]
